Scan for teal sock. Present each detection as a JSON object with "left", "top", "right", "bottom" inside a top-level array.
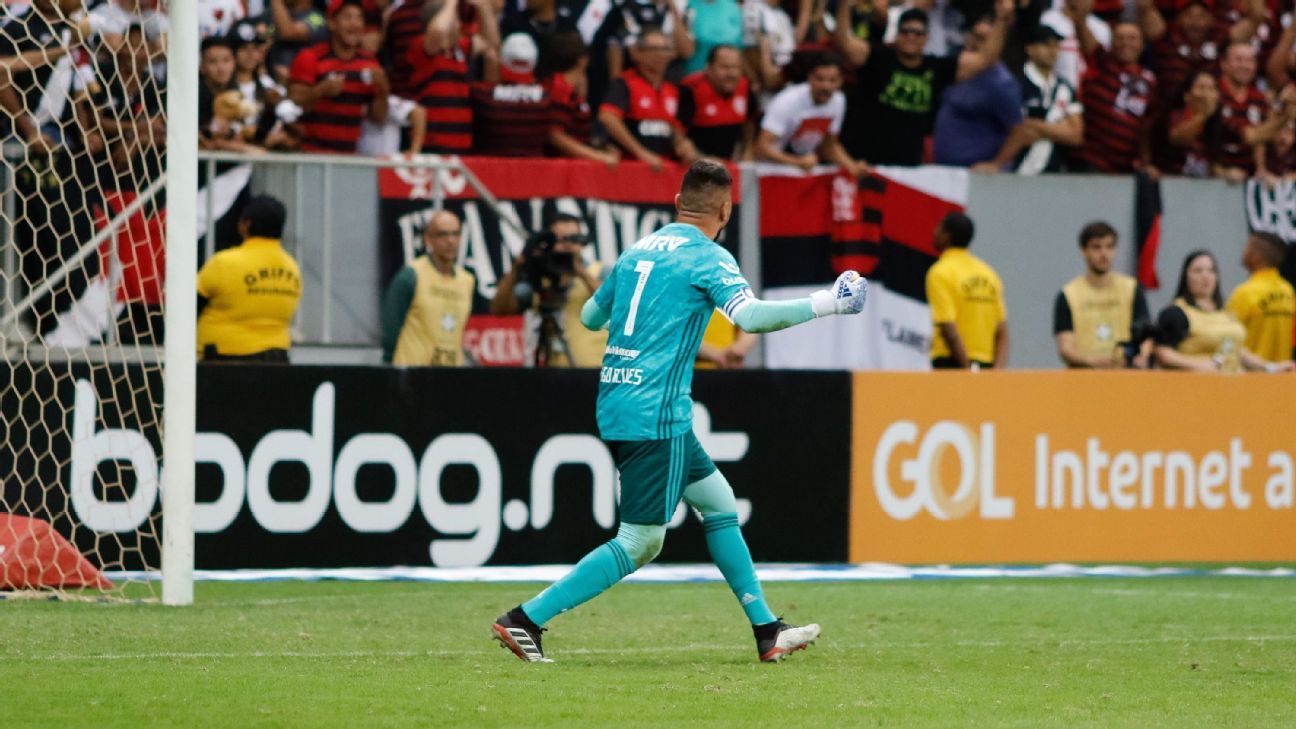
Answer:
[
  {"left": 702, "top": 513, "right": 778, "bottom": 625},
  {"left": 522, "top": 540, "right": 636, "bottom": 626}
]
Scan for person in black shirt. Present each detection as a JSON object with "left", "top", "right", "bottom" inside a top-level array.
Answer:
[
  {"left": 76, "top": 24, "right": 166, "bottom": 189},
  {"left": 841, "top": 1, "right": 1012, "bottom": 166},
  {"left": 577, "top": 0, "right": 694, "bottom": 107},
  {"left": 500, "top": 0, "right": 579, "bottom": 78},
  {"left": 677, "top": 45, "right": 756, "bottom": 158}
]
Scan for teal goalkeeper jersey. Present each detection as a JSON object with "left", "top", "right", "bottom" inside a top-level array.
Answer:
[{"left": 592, "top": 222, "right": 752, "bottom": 441}]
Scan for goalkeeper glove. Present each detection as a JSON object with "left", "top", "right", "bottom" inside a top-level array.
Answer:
[{"left": 810, "top": 270, "right": 868, "bottom": 316}]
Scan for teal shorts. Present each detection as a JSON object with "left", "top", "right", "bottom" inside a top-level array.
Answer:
[{"left": 607, "top": 432, "right": 717, "bottom": 525}]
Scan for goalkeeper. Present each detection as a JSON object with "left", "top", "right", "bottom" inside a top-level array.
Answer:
[{"left": 492, "top": 159, "right": 868, "bottom": 664}]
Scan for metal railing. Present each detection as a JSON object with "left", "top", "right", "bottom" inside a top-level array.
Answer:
[{"left": 195, "top": 151, "right": 528, "bottom": 346}]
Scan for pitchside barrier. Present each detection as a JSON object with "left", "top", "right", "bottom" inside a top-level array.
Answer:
[{"left": 5, "top": 364, "right": 1292, "bottom": 573}]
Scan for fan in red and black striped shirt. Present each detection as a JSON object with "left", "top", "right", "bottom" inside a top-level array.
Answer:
[
  {"left": 383, "top": 0, "right": 428, "bottom": 98},
  {"left": 1146, "top": 2, "right": 1231, "bottom": 108},
  {"left": 1079, "top": 22, "right": 1157, "bottom": 172},
  {"left": 471, "top": 33, "right": 551, "bottom": 156},
  {"left": 360, "top": 0, "right": 386, "bottom": 51},
  {"left": 542, "top": 29, "right": 619, "bottom": 164},
  {"left": 288, "top": 0, "right": 389, "bottom": 154},
  {"left": 408, "top": 0, "right": 500, "bottom": 154},
  {"left": 1209, "top": 42, "right": 1271, "bottom": 177}
]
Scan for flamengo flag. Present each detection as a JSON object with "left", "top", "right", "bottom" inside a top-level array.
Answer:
[
  {"left": 759, "top": 165, "right": 969, "bottom": 370},
  {"left": 1135, "top": 172, "right": 1162, "bottom": 290}
]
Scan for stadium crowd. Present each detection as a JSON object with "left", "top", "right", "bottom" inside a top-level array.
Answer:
[{"left": 8, "top": 0, "right": 1296, "bottom": 177}]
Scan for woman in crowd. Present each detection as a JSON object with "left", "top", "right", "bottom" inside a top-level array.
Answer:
[
  {"left": 1154, "top": 250, "right": 1293, "bottom": 372},
  {"left": 1161, "top": 70, "right": 1219, "bottom": 178}
]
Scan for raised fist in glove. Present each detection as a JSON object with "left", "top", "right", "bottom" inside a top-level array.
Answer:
[{"left": 810, "top": 270, "right": 868, "bottom": 316}]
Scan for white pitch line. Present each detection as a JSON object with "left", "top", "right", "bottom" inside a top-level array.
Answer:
[
  {"left": 13, "top": 635, "right": 1296, "bottom": 662},
  {"left": 970, "top": 584, "right": 1296, "bottom": 603}
]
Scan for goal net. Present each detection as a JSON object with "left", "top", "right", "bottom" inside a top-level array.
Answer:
[{"left": 0, "top": 0, "right": 193, "bottom": 600}]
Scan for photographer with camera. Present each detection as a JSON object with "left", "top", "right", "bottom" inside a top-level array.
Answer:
[
  {"left": 490, "top": 213, "right": 607, "bottom": 367},
  {"left": 1053, "top": 221, "right": 1153, "bottom": 368}
]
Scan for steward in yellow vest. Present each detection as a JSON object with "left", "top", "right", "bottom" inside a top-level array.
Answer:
[
  {"left": 382, "top": 210, "right": 476, "bottom": 367},
  {"left": 1053, "top": 221, "right": 1152, "bottom": 368},
  {"left": 1154, "top": 250, "right": 1295, "bottom": 373}
]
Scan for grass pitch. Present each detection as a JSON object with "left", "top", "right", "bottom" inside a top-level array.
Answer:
[{"left": 4, "top": 575, "right": 1296, "bottom": 727}]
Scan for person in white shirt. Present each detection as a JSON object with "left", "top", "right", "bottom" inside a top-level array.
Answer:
[
  {"left": 89, "top": 0, "right": 169, "bottom": 51},
  {"left": 743, "top": 0, "right": 798, "bottom": 96},
  {"left": 754, "top": 50, "right": 868, "bottom": 177},
  {"left": 357, "top": 94, "right": 427, "bottom": 156}
]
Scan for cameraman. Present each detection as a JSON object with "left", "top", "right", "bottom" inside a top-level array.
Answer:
[{"left": 490, "top": 213, "right": 608, "bottom": 367}]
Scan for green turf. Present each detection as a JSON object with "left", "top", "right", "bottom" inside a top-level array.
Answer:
[{"left": 4, "top": 577, "right": 1296, "bottom": 728}]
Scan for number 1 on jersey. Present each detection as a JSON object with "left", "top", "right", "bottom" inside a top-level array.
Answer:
[{"left": 624, "top": 260, "right": 655, "bottom": 336}]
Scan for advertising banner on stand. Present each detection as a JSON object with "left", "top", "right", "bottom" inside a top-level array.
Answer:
[
  {"left": 1243, "top": 177, "right": 1296, "bottom": 289},
  {"left": 1, "top": 363, "right": 850, "bottom": 571},
  {"left": 377, "top": 157, "right": 742, "bottom": 313},
  {"left": 850, "top": 371, "right": 1296, "bottom": 564},
  {"left": 758, "top": 165, "right": 968, "bottom": 370}
]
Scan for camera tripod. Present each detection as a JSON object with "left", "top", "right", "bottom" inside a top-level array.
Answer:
[{"left": 533, "top": 304, "right": 574, "bottom": 368}]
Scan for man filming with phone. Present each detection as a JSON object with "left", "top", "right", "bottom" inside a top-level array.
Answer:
[{"left": 491, "top": 212, "right": 608, "bottom": 367}]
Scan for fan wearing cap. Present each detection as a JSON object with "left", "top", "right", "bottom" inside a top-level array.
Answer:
[
  {"left": 500, "top": 0, "right": 579, "bottom": 78},
  {"left": 966, "top": 24, "right": 1084, "bottom": 174},
  {"left": 409, "top": 0, "right": 501, "bottom": 153},
  {"left": 1010, "top": 24, "right": 1084, "bottom": 174},
  {"left": 288, "top": 0, "right": 389, "bottom": 153},
  {"left": 199, "top": 36, "right": 264, "bottom": 153},
  {"left": 470, "top": 33, "right": 553, "bottom": 156},
  {"left": 230, "top": 19, "right": 294, "bottom": 148}
]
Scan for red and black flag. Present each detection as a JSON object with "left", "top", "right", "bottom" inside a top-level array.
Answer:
[
  {"left": 757, "top": 165, "right": 969, "bottom": 369},
  {"left": 1135, "top": 172, "right": 1162, "bottom": 290}
]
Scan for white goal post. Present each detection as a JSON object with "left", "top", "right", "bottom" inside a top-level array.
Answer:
[
  {"left": 0, "top": 0, "right": 195, "bottom": 603},
  {"left": 161, "top": 0, "right": 197, "bottom": 606}
]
